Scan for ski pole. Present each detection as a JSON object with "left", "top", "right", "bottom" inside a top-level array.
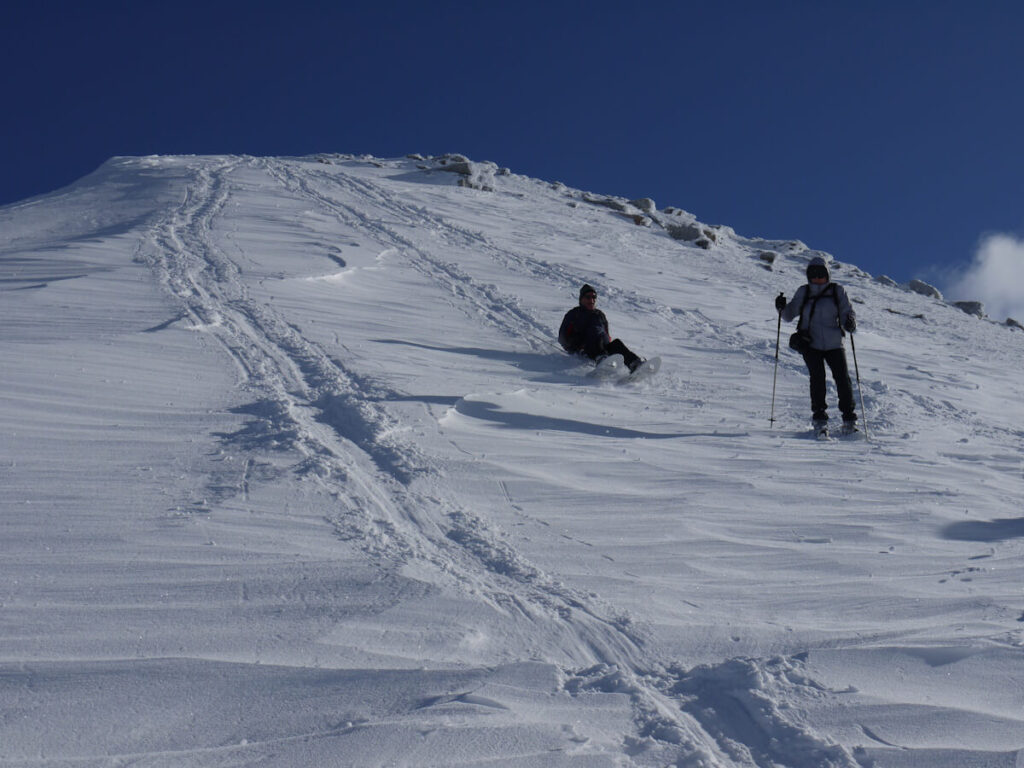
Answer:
[
  {"left": 769, "top": 295, "right": 784, "bottom": 427},
  {"left": 850, "top": 333, "right": 869, "bottom": 440}
]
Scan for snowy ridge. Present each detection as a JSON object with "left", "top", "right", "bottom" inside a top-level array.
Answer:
[{"left": 2, "top": 153, "right": 1022, "bottom": 767}]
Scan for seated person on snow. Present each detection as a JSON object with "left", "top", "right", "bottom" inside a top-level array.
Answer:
[{"left": 558, "top": 284, "right": 644, "bottom": 373}]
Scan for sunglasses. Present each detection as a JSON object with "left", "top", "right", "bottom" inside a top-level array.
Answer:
[{"left": 582, "top": 293, "right": 597, "bottom": 300}]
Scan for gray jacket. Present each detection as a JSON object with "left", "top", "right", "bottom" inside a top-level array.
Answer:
[{"left": 781, "top": 282, "right": 854, "bottom": 351}]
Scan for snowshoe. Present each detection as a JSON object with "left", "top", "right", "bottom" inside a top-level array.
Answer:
[
  {"left": 624, "top": 356, "right": 661, "bottom": 382},
  {"left": 589, "top": 353, "right": 625, "bottom": 378}
]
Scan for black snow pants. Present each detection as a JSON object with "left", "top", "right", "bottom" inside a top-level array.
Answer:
[
  {"left": 802, "top": 347, "right": 856, "bottom": 422},
  {"left": 582, "top": 326, "right": 640, "bottom": 369}
]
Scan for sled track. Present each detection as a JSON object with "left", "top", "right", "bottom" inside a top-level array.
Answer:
[
  {"left": 262, "top": 159, "right": 559, "bottom": 352},
  {"left": 294, "top": 163, "right": 816, "bottom": 431},
  {"left": 306, "top": 164, "right": 756, "bottom": 342},
  {"left": 142, "top": 158, "right": 646, "bottom": 659},
  {"left": 138, "top": 157, "right": 866, "bottom": 768},
  {"left": 265, "top": 158, "right": 870, "bottom": 768}
]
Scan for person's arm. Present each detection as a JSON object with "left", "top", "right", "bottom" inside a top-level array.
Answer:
[
  {"left": 835, "top": 285, "right": 856, "bottom": 331},
  {"left": 558, "top": 309, "right": 578, "bottom": 350},
  {"left": 780, "top": 286, "right": 806, "bottom": 323}
]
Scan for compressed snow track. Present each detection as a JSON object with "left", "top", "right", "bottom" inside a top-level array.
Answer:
[{"left": 137, "top": 159, "right": 863, "bottom": 766}]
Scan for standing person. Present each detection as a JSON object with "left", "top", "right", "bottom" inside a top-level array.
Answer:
[
  {"left": 559, "top": 284, "right": 645, "bottom": 373},
  {"left": 775, "top": 257, "right": 858, "bottom": 436}
]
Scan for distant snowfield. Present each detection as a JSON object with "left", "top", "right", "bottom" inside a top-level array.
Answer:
[{"left": 2, "top": 154, "right": 1022, "bottom": 767}]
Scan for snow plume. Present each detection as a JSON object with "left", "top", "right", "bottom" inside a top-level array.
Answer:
[{"left": 946, "top": 232, "right": 1024, "bottom": 322}]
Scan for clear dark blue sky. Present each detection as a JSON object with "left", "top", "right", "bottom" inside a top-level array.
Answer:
[{"left": 4, "top": 1, "right": 1023, "bottom": 284}]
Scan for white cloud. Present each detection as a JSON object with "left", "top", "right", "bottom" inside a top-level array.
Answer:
[{"left": 946, "top": 233, "right": 1024, "bottom": 322}]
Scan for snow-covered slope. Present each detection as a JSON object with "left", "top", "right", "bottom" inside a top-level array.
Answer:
[{"left": 2, "top": 153, "right": 1022, "bottom": 767}]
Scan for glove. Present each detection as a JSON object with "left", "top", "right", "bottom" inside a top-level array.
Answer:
[
  {"left": 844, "top": 317, "right": 857, "bottom": 333},
  {"left": 775, "top": 294, "right": 787, "bottom": 313}
]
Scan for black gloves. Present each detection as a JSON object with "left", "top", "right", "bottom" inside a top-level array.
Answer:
[
  {"left": 844, "top": 317, "right": 857, "bottom": 333},
  {"left": 775, "top": 294, "right": 787, "bottom": 313}
]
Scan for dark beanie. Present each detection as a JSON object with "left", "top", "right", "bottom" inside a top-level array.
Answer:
[
  {"left": 806, "top": 256, "right": 830, "bottom": 282},
  {"left": 579, "top": 283, "right": 597, "bottom": 298}
]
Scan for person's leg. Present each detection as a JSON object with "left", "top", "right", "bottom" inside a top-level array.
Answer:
[
  {"left": 824, "top": 348, "right": 856, "bottom": 421},
  {"left": 605, "top": 338, "right": 641, "bottom": 370},
  {"left": 802, "top": 348, "right": 828, "bottom": 421}
]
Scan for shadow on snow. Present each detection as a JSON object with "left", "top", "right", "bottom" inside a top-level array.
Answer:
[
  {"left": 373, "top": 338, "right": 575, "bottom": 375},
  {"left": 452, "top": 399, "right": 741, "bottom": 440},
  {"left": 941, "top": 517, "right": 1024, "bottom": 543}
]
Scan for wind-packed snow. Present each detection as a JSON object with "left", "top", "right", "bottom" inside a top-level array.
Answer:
[{"left": 2, "top": 153, "right": 1022, "bottom": 767}]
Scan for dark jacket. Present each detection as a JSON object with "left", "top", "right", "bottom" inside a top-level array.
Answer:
[
  {"left": 559, "top": 305, "right": 610, "bottom": 356},
  {"left": 781, "top": 282, "right": 855, "bottom": 351}
]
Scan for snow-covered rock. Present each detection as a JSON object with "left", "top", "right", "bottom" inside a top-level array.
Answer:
[
  {"left": 953, "top": 300, "right": 986, "bottom": 318},
  {"left": 909, "top": 277, "right": 943, "bottom": 299}
]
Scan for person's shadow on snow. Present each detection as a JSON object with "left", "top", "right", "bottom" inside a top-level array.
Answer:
[
  {"left": 373, "top": 339, "right": 578, "bottom": 376},
  {"left": 941, "top": 517, "right": 1024, "bottom": 543},
  {"left": 450, "top": 398, "right": 702, "bottom": 439}
]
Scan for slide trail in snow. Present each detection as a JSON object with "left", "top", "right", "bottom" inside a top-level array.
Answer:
[{"left": 136, "top": 157, "right": 863, "bottom": 766}]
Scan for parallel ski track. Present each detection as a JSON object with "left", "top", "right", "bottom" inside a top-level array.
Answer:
[
  {"left": 140, "top": 156, "right": 863, "bottom": 767},
  {"left": 295, "top": 161, "right": 762, "bottom": 355},
  {"left": 291, "top": 162, "right": 838, "bottom": 445},
  {"left": 259, "top": 159, "right": 866, "bottom": 767},
  {"left": 257, "top": 159, "right": 670, "bottom": 651},
  {"left": 262, "top": 160, "right": 563, "bottom": 353}
]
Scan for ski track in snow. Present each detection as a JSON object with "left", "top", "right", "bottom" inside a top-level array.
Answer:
[
  {"left": 133, "top": 157, "right": 870, "bottom": 766},
  {"left": 4, "top": 153, "right": 1023, "bottom": 767},
  {"left": 135, "top": 158, "right": 745, "bottom": 764},
  {"left": 129, "top": 156, "right": 1024, "bottom": 765}
]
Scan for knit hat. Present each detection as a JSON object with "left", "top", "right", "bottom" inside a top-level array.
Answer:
[
  {"left": 806, "top": 257, "right": 830, "bottom": 282},
  {"left": 579, "top": 283, "right": 597, "bottom": 298}
]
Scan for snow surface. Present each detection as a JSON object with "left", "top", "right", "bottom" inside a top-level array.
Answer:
[{"left": 2, "top": 153, "right": 1023, "bottom": 767}]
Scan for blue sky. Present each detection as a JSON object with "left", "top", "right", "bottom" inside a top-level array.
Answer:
[{"left": 4, "top": 1, "right": 1023, "bottom": 301}]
